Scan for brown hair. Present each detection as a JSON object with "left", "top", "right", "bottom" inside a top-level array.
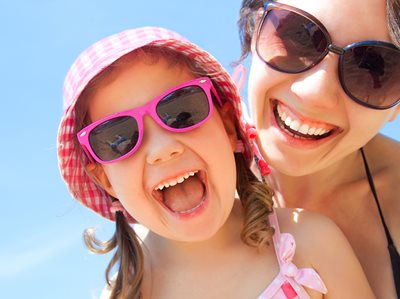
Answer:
[
  {"left": 237, "top": 0, "right": 400, "bottom": 61},
  {"left": 74, "top": 46, "right": 274, "bottom": 298},
  {"left": 387, "top": 0, "right": 400, "bottom": 47},
  {"left": 237, "top": 0, "right": 264, "bottom": 62}
]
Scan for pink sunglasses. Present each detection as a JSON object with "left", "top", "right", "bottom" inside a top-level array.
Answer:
[{"left": 77, "top": 77, "right": 222, "bottom": 164}]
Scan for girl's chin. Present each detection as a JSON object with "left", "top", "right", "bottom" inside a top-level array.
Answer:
[{"left": 163, "top": 219, "right": 226, "bottom": 243}]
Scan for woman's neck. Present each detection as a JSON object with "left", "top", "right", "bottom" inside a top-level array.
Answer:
[{"left": 267, "top": 149, "right": 365, "bottom": 208}]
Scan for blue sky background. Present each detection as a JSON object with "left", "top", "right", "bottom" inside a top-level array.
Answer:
[{"left": 1, "top": 1, "right": 398, "bottom": 298}]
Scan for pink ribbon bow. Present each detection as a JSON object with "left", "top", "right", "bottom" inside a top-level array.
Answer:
[{"left": 278, "top": 233, "right": 328, "bottom": 294}]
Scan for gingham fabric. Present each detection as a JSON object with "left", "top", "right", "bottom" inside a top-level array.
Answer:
[{"left": 57, "top": 27, "right": 252, "bottom": 222}]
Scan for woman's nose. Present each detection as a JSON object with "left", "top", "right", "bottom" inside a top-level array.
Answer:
[
  {"left": 290, "top": 54, "right": 342, "bottom": 109},
  {"left": 143, "top": 116, "right": 185, "bottom": 165}
]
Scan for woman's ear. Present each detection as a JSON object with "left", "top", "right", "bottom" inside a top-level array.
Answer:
[
  {"left": 220, "top": 102, "right": 238, "bottom": 151},
  {"left": 85, "top": 163, "right": 117, "bottom": 197}
]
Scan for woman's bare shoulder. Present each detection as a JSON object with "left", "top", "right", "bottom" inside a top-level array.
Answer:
[
  {"left": 369, "top": 135, "right": 400, "bottom": 248},
  {"left": 367, "top": 135, "right": 400, "bottom": 221},
  {"left": 369, "top": 134, "right": 400, "bottom": 166}
]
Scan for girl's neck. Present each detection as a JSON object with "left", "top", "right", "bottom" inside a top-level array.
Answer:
[
  {"left": 144, "top": 200, "right": 246, "bottom": 265},
  {"left": 267, "top": 149, "right": 365, "bottom": 208}
]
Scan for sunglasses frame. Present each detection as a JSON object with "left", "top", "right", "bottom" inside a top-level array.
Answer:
[
  {"left": 256, "top": 1, "right": 400, "bottom": 110},
  {"left": 77, "top": 77, "right": 222, "bottom": 164}
]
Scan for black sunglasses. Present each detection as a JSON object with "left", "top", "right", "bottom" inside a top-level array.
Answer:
[{"left": 256, "top": 1, "right": 400, "bottom": 110}]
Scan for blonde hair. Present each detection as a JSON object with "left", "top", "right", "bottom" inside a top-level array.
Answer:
[{"left": 74, "top": 46, "right": 274, "bottom": 298}]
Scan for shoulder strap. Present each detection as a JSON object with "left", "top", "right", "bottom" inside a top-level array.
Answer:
[
  {"left": 268, "top": 209, "right": 284, "bottom": 266},
  {"left": 360, "top": 147, "right": 394, "bottom": 246},
  {"left": 268, "top": 209, "right": 282, "bottom": 239}
]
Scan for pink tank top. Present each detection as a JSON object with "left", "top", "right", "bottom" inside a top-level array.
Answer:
[{"left": 257, "top": 211, "right": 328, "bottom": 299}]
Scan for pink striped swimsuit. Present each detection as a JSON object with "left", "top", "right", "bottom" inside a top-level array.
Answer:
[{"left": 257, "top": 211, "right": 328, "bottom": 299}]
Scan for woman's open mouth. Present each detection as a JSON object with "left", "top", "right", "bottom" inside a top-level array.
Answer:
[
  {"left": 152, "top": 170, "right": 207, "bottom": 216},
  {"left": 272, "top": 100, "right": 338, "bottom": 140}
]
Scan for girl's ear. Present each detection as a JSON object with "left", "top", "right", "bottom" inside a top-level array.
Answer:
[
  {"left": 220, "top": 102, "right": 238, "bottom": 151},
  {"left": 85, "top": 163, "right": 117, "bottom": 197}
]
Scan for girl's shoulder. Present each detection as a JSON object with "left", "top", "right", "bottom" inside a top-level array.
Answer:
[
  {"left": 273, "top": 208, "right": 375, "bottom": 298},
  {"left": 272, "top": 207, "right": 359, "bottom": 266},
  {"left": 273, "top": 207, "right": 346, "bottom": 253}
]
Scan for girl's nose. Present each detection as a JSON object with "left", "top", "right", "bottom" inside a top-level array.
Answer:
[
  {"left": 143, "top": 116, "right": 185, "bottom": 165},
  {"left": 290, "top": 54, "right": 342, "bottom": 109}
]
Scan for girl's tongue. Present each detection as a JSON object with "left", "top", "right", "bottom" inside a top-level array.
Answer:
[{"left": 162, "top": 175, "right": 205, "bottom": 213}]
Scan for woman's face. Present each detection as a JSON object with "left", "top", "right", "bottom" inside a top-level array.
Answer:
[{"left": 248, "top": 0, "right": 400, "bottom": 175}]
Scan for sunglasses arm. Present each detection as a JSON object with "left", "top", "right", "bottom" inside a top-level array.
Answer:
[
  {"left": 210, "top": 85, "right": 223, "bottom": 108},
  {"left": 80, "top": 144, "right": 95, "bottom": 165}
]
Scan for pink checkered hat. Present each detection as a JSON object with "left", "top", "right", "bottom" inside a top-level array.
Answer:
[{"left": 57, "top": 26, "right": 252, "bottom": 222}]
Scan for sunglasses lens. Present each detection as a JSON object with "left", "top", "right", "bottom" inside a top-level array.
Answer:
[
  {"left": 257, "top": 9, "right": 328, "bottom": 72},
  {"left": 341, "top": 45, "right": 400, "bottom": 108},
  {"left": 156, "top": 85, "right": 210, "bottom": 129},
  {"left": 89, "top": 116, "right": 139, "bottom": 161}
]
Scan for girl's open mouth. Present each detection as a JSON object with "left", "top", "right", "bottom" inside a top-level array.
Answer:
[
  {"left": 152, "top": 170, "right": 207, "bottom": 216},
  {"left": 272, "top": 100, "right": 338, "bottom": 140}
]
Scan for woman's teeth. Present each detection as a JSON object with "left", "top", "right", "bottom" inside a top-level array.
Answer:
[
  {"left": 155, "top": 171, "right": 198, "bottom": 191},
  {"left": 276, "top": 104, "right": 331, "bottom": 138}
]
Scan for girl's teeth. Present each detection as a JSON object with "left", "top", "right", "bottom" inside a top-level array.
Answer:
[
  {"left": 155, "top": 171, "right": 198, "bottom": 191},
  {"left": 276, "top": 103, "right": 331, "bottom": 137},
  {"left": 168, "top": 180, "right": 178, "bottom": 187}
]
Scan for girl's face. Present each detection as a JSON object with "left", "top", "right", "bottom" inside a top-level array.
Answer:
[
  {"left": 87, "top": 57, "right": 237, "bottom": 242},
  {"left": 249, "top": 0, "right": 400, "bottom": 175}
]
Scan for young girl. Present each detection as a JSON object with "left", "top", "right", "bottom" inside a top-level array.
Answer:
[
  {"left": 237, "top": 0, "right": 400, "bottom": 298},
  {"left": 57, "top": 27, "right": 374, "bottom": 299}
]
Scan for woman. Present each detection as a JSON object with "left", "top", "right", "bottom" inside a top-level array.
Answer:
[
  {"left": 57, "top": 26, "right": 373, "bottom": 299},
  {"left": 238, "top": 0, "right": 400, "bottom": 298}
]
